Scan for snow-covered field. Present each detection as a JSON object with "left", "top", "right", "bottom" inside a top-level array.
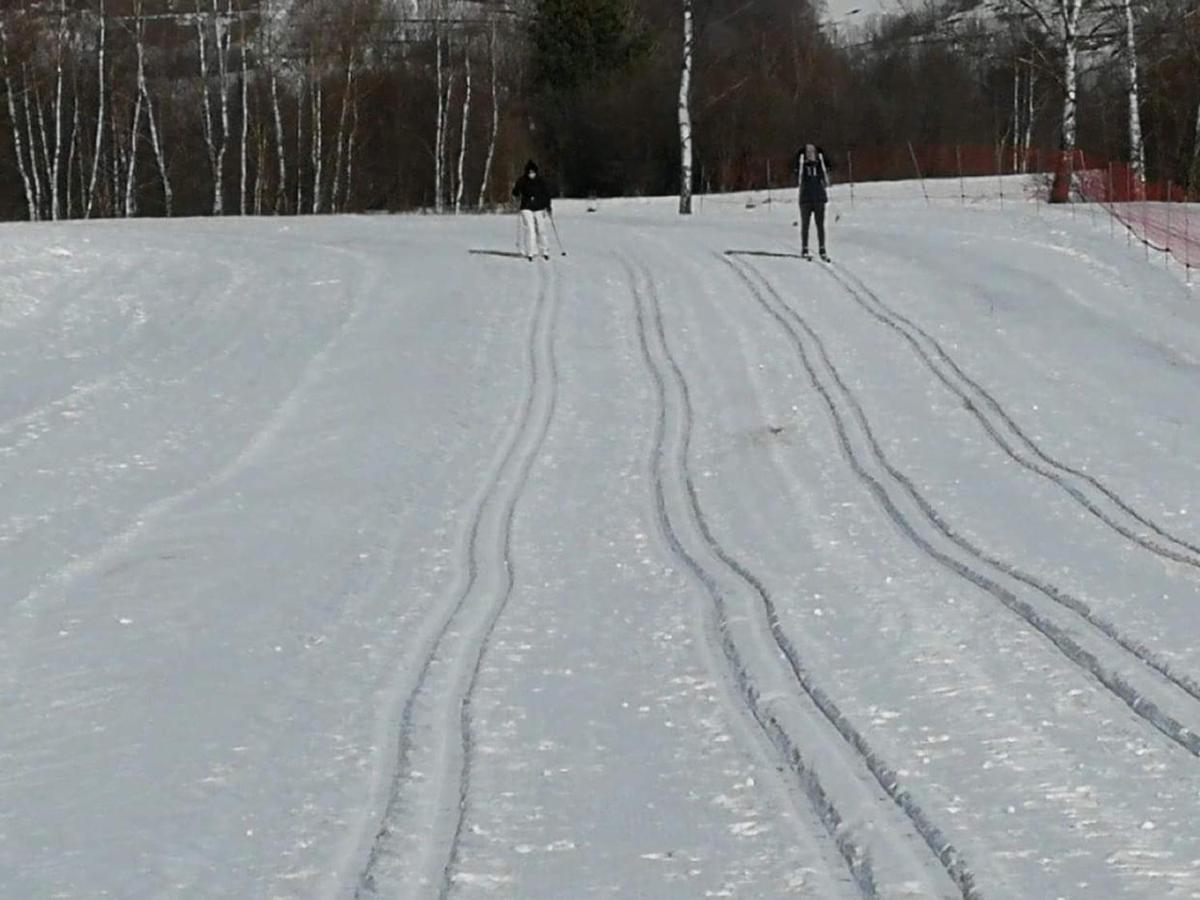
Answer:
[{"left": 2, "top": 182, "right": 1199, "bottom": 899}]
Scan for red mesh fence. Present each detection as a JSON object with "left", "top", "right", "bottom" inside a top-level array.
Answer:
[
  {"left": 733, "top": 144, "right": 1197, "bottom": 278},
  {"left": 1057, "top": 149, "right": 1199, "bottom": 275}
]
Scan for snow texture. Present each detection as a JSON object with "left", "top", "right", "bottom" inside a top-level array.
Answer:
[{"left": 2, "top": 184, "right": 1200, "bottom": 899}]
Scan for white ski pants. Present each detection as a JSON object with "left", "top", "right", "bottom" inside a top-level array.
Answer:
[{"left": 520, "top": 209, "right": 551, "bottom": 258}]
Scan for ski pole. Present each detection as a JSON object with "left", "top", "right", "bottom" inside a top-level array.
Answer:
[{"left": 549, "top": 211, "right": 567, "bottom": 257}]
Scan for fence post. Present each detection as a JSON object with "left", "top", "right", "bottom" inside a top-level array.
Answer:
[
  {"left": 1143, "top": 170, "right": 1150, "bottom": 262},
  {"left": 1186, "top": 183, "right": 1192, "bottom": 286},
  {"left": 1126, "top": 165, "right": 1133, "bottom": 246},
  {"left": 1166, "top": 181, "right": 1173, "bottom": 269},
  {"left": 1107, "top": 162, "right": 1115, "bottom": 239},
  {"left": 996, "top": 144, "right": 1004, "bottom": 209},
  {"left": 1035, "top": 149, "right": 1042, "bottom": 214},
  {"left": 848, "top": 150, "right": 855, "bottom": 209},
  {"left": 909, "top": 142, "right": 930, "bottom": 205},
  {"left": 957, "top": 145, "right": 965, "bottom": 206}
]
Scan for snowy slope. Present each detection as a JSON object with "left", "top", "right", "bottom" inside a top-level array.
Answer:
[{"left": 2, "top": 187, "right": 1199, "bottom": 899}]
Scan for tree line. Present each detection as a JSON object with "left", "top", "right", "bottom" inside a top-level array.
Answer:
[{"left": 0, "top": 0, "right": 1196, "bottom": 222}]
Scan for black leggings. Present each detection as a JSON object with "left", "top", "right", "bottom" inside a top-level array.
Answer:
[{"left": 800, "top": 202, "right": 826, "bottom": 252}]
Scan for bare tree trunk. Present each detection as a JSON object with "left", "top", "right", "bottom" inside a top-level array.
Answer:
[
  {"left": 343, "top": 89, "right": 358, "bottom": 211},
  {"left": 1123, "top": 0, "right": 1144, "bottom": 179},
  {"left": 1012, "top": 59, "right": 1021, "bottom": 173},
  {"left": 239, "top": 3, "right": 249, "bottom": 215},
  {"left": 454, "top": 41, "right": 471, "bottom": 214},
  {"left": 86, "top": 0, "right": 106, "bottom": 218},
  {"left": 295, "top": 83, "right": 305, "bottom": 214},
  {"left": 678, "top": 0, "right": 694, "bottom": 215},
  {"left": 109, "top": 92, "right": 122, "bottom": 215},
  {"left": 124, "top": 84, "right": 144, "bottom": 217},
  {"left": 24, "top": 67, "right": 47, "bottom": 219},
  {"left": 196, "top": 3, "right": 220, "bottom": 213},
  {"left": 0, "top": 23, "right": 38, "bottom": 221},
  {"left": 271, "top": 70, "right": 287, "bottom": 214},
  {"left": 214, "top": 0, "right": 232, "bottom": 214},
  {"left": 477, "top": 19, "right": 499, "bottom": 211},
  {"left": 255, "top": 130, "right": 267, "bottom": 214},
  {"left": 136, "top": 0, "right": 172, "bottom": 216},
  {"left": 67, "top": 61, "right": 80, "bottom": 218},
  {"left": 51, "top": 0, "right": 67, "bottom": 220},
  {"left": 310, "top": 70, "right": 324, "bottom": 213},
  {"left": 1060, "top": 0, "right": 1081, "bottom": 153},
  {"left": 331, "top": 51, "right": 356, "bottom": 213},
  {"left": 1023, "top": 67, "right": 1035, "bottom": 173},
  {"left": 434, "top": 28, "right": 445, "bottom": 213},
  {"left": 34, "top": 76, "right": 54, "bottom": 218}
]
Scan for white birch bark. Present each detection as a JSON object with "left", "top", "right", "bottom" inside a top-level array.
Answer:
[
  {"left": 215, "top": 0, "right": 232, "bottom": 215},
  {"left": 343, "top": 89, "right": 358, "bottom": 211},
  {"left": 454, "top": 41, "right": 471, "bottom": 214},
  {"left": 295, "top": 84, "right": 305, "bottom": 213},
  {"left": 86, "top": 0, "right": 106, "bottom": 219},
  {"left": 124, "top": 82, "right": 144, "bottom": 217},
  {"left": 24, "top": 67, "right": 47, "bottom": 219},
  {"left": 331, "top": 51, "right": 356, "bottom": 213},
  {"left": 34, "top": 75, "right": 54, "bottom": 217},
  {"left": 271, "top": 70, "right": 287, "bottom": 213},
  {"left": 51, "top": 0, "right": 67, "bottom": 220},
  {"left": 310, "top": 72, "right": 323, "bottom": 214},
  {"left": 239, "top": 3, "right": 249, "bottom": 215},
  {"left": 196, "top": 4, "right": 220, "bottom": 212},
  {"left": 678, "top": 0, "right": 694, "bottom": 215},
  {"left": 434, "top": 28, "right": 445, "bottom": 213},
  {"left": 1059, "top": 0, "right": 1081, "bottom": 153},
  {"left": 67, "top": 62, "right": 80, "bottom": 218},
  {"left": 1122, "top": 0, "right": 1144, "bottom": 179}
]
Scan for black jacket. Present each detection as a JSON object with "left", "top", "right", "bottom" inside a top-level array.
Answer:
[
  {"left": 793, "top": 147, "right": 831, "bottom": 205},
  {"left": 512, "top": 174, "right": 553, "bottom": 212}
]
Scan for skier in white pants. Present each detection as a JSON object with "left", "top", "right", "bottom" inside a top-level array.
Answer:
[{"left": 512, "top": 160, "right": 554, "bottom": 261}]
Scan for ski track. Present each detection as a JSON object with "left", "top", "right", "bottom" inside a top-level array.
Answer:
[
  {"left": 815, "top": 263, "right": 1200, "bottom": 706},
  {"left": 619, "top": 246, "right": 981, "bottom": 899},
  {"left": 826, "top": 262, "right": 1200, "bottom": 571},
  {"left": 0, "top": 240, "right": 377, "bottom": 699},
  {"left": 354, "top": 264, "right": 561, "bottom": 899},
  {"left": 725, "top": 255, "right": 1200, "bottom": 761}
]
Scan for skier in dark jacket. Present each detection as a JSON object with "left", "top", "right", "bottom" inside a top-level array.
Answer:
[
  {"left": 512, "top": 160, "right": 554, "bottom": 261},
  {"left": 793, "top": 144, "right": 831, "bottom": 260}
]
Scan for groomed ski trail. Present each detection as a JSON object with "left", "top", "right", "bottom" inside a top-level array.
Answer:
[
  {"left": 355, "top": 265, "right": 561, "bottom": 898},
  {"left": 725, "top": 255, "right": 1200, "bottom": 761},
  {"left": 621, "top": 247, "right": 977, "bottom": 900}
]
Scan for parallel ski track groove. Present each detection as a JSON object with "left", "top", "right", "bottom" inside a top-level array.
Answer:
[
  {"left": 831, "top": 263, "right": 1200, "bottom": 570},
  {"left": 662, "top": 256, "right": 982, "bottom": 899},
  {"left": 820, "top": 263, "right": 1200, "bottom": 705},
  {"left": 435, "top": 269, "right": 562, "bottom": 898},
  {"left": 355, "top": 267, "right": 560, "bottom": 898},
  {"left": 727, "top": 256, "right": 1200, "bottom": 759},
  {"left": 624, "top": 250, "right": 966, "bottom": 899}
]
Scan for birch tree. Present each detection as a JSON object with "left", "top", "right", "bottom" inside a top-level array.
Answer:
[
  {"left": 453, "top": 38, "right": 471, "bottom": 214},
  {"left": 86, "top": 0, "right": 107, "bottom": 218},
  {"left": 678, "top": 0, "right": 694, "bottom": 215},
  {"left": 1122, "top": 0, "right": 1144, "bottom": 179},
  {"left": 136, "top": 0, "right": 173, "bottom": 216}
]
